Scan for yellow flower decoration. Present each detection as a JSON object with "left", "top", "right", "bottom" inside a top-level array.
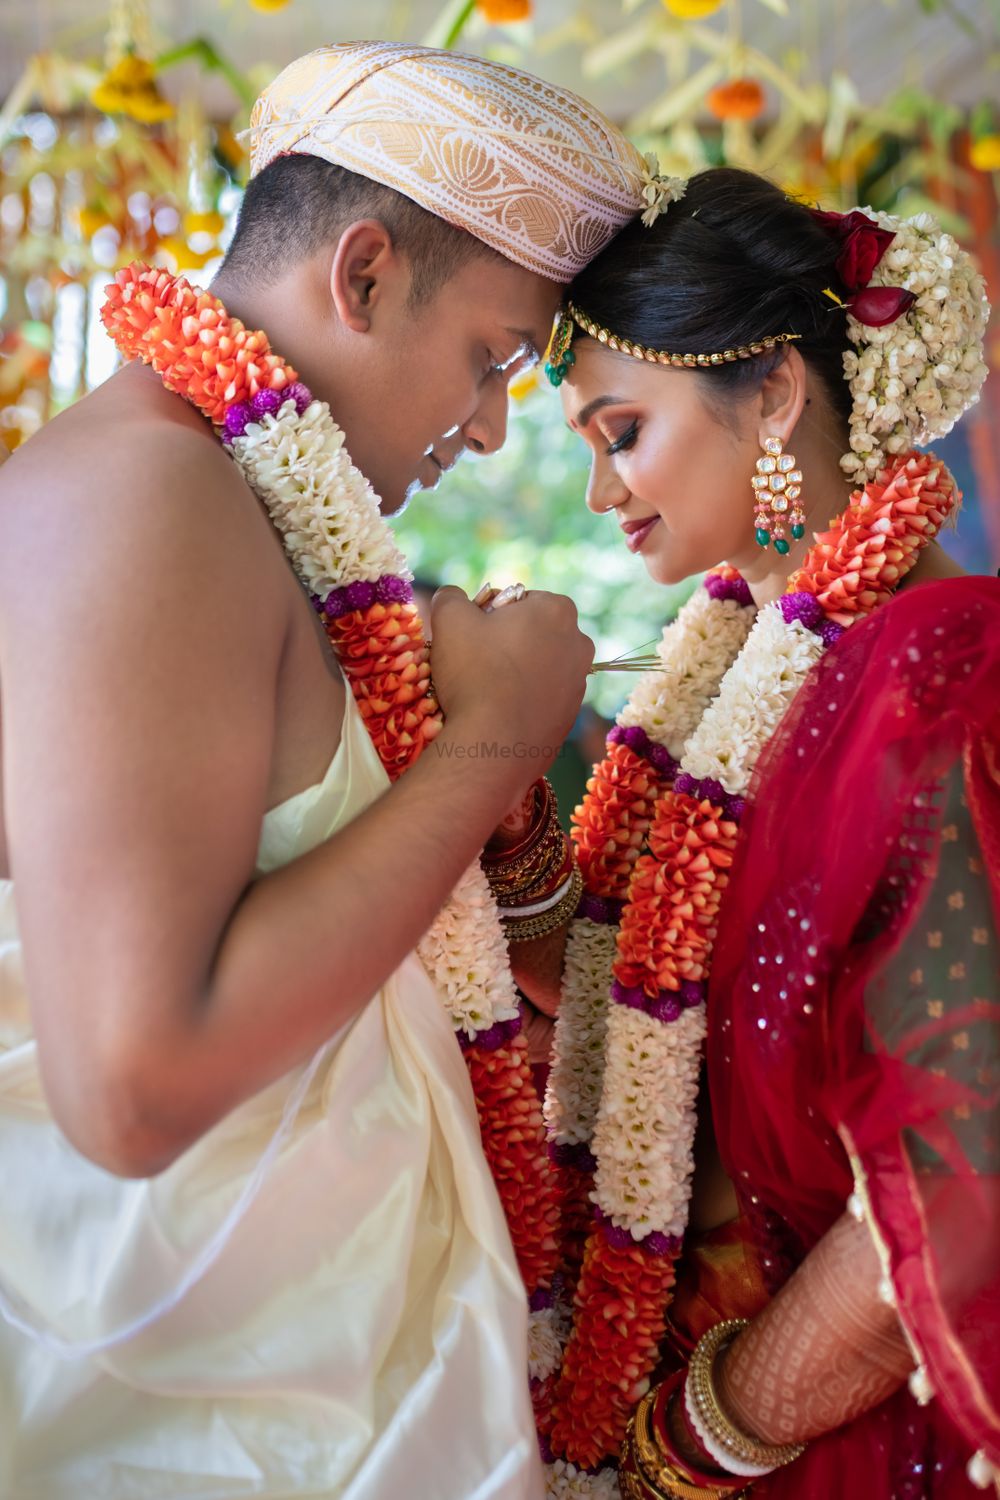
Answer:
[
  {"left": 78, "top": 206, "right": 113, "bottom": 239},
  {"left": 183, "top": 210, "right": 225, "bottom": 237},
  {"left": 249, "top": 0, "right": 293, "bottom": 9},
  {"left": 92, "top": 54, "right": 174, "bottom": 124},
  {"left": 661, "top": 0, "right": 724, "bottom": 17},
  {"left": 156, "top": 237, "right": 217, "bottom": 272},
  {"left": 970, "top": 135, "right": 1000, "bottom": 173}
]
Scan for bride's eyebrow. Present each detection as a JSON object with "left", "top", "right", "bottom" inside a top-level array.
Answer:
[{"left": 570, "top": 394, "right": 628, "bottom": 430}]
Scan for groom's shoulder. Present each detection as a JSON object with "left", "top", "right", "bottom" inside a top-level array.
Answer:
[{"left": 0, "top": 365, "right": 276, "bottom": 605}]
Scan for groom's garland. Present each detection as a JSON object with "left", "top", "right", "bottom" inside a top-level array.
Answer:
[{"left": 102, "top": 265, "right": 957, "bottom": 1499}]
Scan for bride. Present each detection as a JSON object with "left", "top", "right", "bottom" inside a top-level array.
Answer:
[{"left": 515, "top": 165, "right": 999, "bottom": 1498}]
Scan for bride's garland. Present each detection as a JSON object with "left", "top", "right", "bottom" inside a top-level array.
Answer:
[
  {"left": 540, "top": 459, "right": 957, "bottom": 1487},
  {"left": 102, "top": 264, "right": 957, "bottom": 1499}
]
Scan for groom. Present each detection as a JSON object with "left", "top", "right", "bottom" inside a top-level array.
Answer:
[{"left": 0, "top": 41, "right": 648, "bottom": 1500}]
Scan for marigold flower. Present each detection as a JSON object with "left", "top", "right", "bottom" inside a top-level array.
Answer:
[
  {"left": 477, "top": 0, "right": 532, "bottom": 20},
  {"left": 970, "top": 135, "right": 1000, "bottom": 173},
  {"left": 706, "top": 77, "right": 765, "bottom": 121},
  {"left": 91, "top": 54, "right": 174, "bottom": 124}
]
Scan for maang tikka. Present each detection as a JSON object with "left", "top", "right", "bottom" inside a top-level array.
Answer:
[{"left": 752, "top": 436, "right": 805, "bottom": 554}]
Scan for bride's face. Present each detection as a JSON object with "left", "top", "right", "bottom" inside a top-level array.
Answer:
[{"left": 562, "top": 337, "right": 758, "bottom": 585}]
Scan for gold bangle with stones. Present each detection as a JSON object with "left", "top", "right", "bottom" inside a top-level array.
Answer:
[
  {"left": 501, "top": 865, "right": 583, "bottom": 943},
  {"left": 620, "top": 1397, "right": 749, "bottom": 1500},
  {"left": 686, "top": 1321, "right": 806, "bottom": 1476}
]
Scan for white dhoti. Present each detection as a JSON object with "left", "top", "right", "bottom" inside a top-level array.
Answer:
[{"left": 0, "top": 686, "right": 542, "bottom": 1499}]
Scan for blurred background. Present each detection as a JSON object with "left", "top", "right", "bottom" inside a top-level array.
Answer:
[{"left": 1, "top": 0, "right": 997, "bottom": 754}]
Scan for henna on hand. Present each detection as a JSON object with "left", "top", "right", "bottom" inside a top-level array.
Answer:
[{"left": 716, "top": 1210, "right": 913, "bottom": 1447}]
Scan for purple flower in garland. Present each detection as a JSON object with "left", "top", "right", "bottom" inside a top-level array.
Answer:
[
  {"left": 375, "top": 574, "right": 414, "bottom": 606},
  {"left": 250, "top": 387, "right": 283, "bottom": 420},
  {"left": 779, "top": 591, "right": 824, "bottom": 630},
  {"left": 648, "top": 993, "right": 683, "bottom": 1023},
  {"left": 344, "top": 579, "right": 377, "bottom": 612},
  {"left": 223, "top": 400, "right": 253, "bottom": 437},
  {"left": 819, "top": 619, "right": 847, "bottom": 649},
  {"left": 284, "top": 380, "right": 313, "bottom": 415},
  {"left": 611, "top": 979, "right": 646, "bottom": 1010}
]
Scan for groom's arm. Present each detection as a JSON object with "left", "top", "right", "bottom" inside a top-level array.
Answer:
[{"left": 1, "top": 424, "right": 591, "bottom": 1177}]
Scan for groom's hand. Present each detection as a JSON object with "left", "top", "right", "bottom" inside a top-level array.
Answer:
[{"left": 429, "top": 586, "right": 593, "bottom": 772}]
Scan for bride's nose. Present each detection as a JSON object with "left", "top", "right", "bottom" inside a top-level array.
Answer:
[{"left": 586, "top": 456, "right": 628, "bottom": 515}]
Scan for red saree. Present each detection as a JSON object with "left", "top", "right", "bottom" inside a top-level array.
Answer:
[{"left": 709, "top": 576, "right": 1000, "bottom": 1498}]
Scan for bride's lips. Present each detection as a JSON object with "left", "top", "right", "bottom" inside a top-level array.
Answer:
[{"left": 622, "top": 515, "right": 661, "bottom": 553}]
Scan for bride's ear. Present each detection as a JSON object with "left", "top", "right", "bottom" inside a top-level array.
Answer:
[{"left": 756, "top": 346, "right": 808, "bottom": 449}]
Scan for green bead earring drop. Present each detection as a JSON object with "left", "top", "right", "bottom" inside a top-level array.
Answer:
[{"left": 752, "top": 436, "right": 805, "bottom": 555}]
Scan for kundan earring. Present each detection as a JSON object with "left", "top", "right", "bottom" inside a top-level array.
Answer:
[{"left": 752, "top": 436, "right": 805, "bottom": 554}]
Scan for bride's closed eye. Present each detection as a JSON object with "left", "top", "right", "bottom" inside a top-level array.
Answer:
[{"left": 605, "top": 420, "right": 638, "bottom": 456}]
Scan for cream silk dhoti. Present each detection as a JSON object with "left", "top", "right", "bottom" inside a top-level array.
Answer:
[{"left": 0, "top": 683, "right": 543, "bottom": 1498}]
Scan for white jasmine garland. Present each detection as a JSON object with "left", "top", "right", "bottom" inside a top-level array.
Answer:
[
  {"left": 591, "top": 1004, "right": 706, "bottom": 1238},
  {"left": 618, "top": 587, "right": 754, "bottom": 758},
  {"left": 528, "top": 1301, "right": 572, "bottom": 1383},
  {"left": 229, "top": 400, "right": 518, "bottom": 1041},
  {"left": 545, "top": 920, "right": 617, "bottom": 1145},
  {"left": 840, "top": 209, "right": 990, "bottom": 481},
  {"left": 545, "top": 1460, "right": 622, "bottom": 1499},
  {"left": 232, "top": 399, "right": 407, "bottom": 591},
  {"left": 681, "top": 608, "right": 825, "bottom": 795},
  {"left": 416, "top": 861, "right": 521, "bottom": 1038}
]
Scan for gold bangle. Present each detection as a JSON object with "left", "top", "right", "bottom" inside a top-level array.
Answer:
[
  {"left": 501, "top": 866, "right": 583, "bottom": 943},
  {"left": 620, "top": 1399, "right": 749, "bottom": 1500},
  {"left": 686, "top": 1320, "right": 806, "bottom": 1474},
  {"left": 632, "top": 1392, "right": 744, "bottom": 1499}
]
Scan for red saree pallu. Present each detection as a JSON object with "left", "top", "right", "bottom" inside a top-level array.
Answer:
[{"left": 708, "top": 576, "right": 1000, "bottom": 1498}]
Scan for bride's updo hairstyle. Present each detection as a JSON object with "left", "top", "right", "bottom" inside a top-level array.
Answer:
[{"left": 567, "top": 166, "right": 989, "bottom": 481}]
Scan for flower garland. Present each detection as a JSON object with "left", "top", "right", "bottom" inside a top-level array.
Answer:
[
  {"left": 102, "top": 264, "right": 959, "bottom": 1498},
  {"left": 100, "top": 259, "right": 562, "bottom": 1369},
  {"left": 542, "top": 459, "right": 958, "bottom": 1482}
]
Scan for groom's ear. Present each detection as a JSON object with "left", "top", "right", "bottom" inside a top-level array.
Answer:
[{"left": 328, "top": 219, "right": 406, "bottom": 333}]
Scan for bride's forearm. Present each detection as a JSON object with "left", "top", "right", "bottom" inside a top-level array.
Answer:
[{"left": 716, "top": 1210, "right": 913, "bottom": 1447}]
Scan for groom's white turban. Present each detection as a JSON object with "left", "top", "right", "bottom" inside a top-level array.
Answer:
[{"left": 244, "top": 41, "right": 650, "bottom": 283}]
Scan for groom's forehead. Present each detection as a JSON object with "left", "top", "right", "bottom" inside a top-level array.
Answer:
[{"left": 245, "top": 42, "right": 647, "bottom": 285}]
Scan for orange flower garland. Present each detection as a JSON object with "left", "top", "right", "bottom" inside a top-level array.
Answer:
[
  {"left": 787, "top": 452, "right": 957, "bottom": 624},
  {"left": 465, "top": 1031, "right": 562, "bottom": 1294},
  {"left": 102, "top": 265, "right": 294, "bottom": 423},
  {"left": 549, "top": 1235, "right": 677, "bottom": 1469},
  {"left": 615, "top": 794, "right": 739, "bottom": 996},
  {"left": 325, "top": 600, "right": 442, "bottom": 778},
  {"left": 572, "top": 743, "right": 665, "bottom": 899}
]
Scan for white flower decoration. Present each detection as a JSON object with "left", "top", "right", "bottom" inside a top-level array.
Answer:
[
  {"left": 840, "top": 209, "right": 990, "bottom": 481},
  {"left": 681, "top": 607, "right": 824, "bottom": 795},
  {"left": 618, "top": 587, "right": 754, "bottom": 758}
]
